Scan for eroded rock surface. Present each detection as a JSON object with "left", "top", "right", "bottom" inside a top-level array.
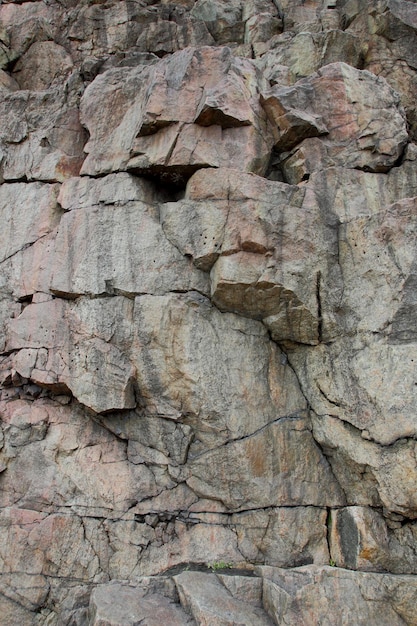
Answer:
[{"left": 1, "top": 0, "right": 417, "bottom": 624}]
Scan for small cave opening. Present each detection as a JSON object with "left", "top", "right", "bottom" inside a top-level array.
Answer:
[{"left": 128, "top": 164, "right": 211, "bottom": 201}]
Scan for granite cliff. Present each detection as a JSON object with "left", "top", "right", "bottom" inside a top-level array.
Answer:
[{"left": 0, "top": 0, "right": 417, "bottom": 624}]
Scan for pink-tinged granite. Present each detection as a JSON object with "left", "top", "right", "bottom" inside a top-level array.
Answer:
[{"left": 80, "top": 47, "right": 273, "bottom": 181}]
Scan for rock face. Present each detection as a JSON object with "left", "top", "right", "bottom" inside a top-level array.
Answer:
[{"left": 0, "top": 0, "right": 417, "bottom": 624}]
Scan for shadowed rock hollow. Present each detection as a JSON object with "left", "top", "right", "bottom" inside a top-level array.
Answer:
[{"left": 0, "top": 0, "right": 417, "bottom": 624}]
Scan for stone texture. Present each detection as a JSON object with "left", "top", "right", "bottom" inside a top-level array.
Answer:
[
  {"left": 329, "top": 506, "right": 417, "bottom": 574},
  {"left": 256, "top": 30, "right": 362, "bottom": 83},
  {"left": 161, "top": 167, "right": 330, "bottom": 344},
  {"left": 12, "top": 41, "right": 74, "bottom": 91},
  {"left": 175, "top": 571, "right": 273, "bottom": 625},
  {"left": 0, "top": 182, "right": 60, "bottom": 264},
  {"left": 267, "top": 62, "right": 408, "bottom": 183},
  {"left": 89, "top": 581, "right": 194, "bottom": 626},
  {"left": 50, "top": 179, "right": 209, "bottom": 298},
  {"left": 1, "top": 0, "right": 417, "bottom": 623},
  {"left": 261, "top": 565, "right": 417, "bottom": 626},
  {"left": 5, "top": 298, "right": 136, "bottom": 413},
  {"left": 80, "top": 46, "right": 273, "bottom": 181},
  {"left": 0, "top": 82, "right": 87, "bottom": 182}
]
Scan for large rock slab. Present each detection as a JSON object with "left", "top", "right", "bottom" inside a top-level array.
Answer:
[
  {"left": 89, "top": 580, "right": 194, "bottom": 626},
  {"left": 329, "top": 505, "right": 417, "bottom": 574},
  {"left": 12, "top": 41, "right": 73, "bottom": 91},
  {"left": 257, "top": 30, "right": 362, "bottom": 83},
  {"left": 5, "top": 298, "right": 136, "bottom": 413},
  {"left": 131, "top": 293, "right": 308, "bottom": 447},
  {"left": 80, "top": 47, "right": 273, "bottom": 181},
  {"left": 50, "top": 175, "right": 209, "bottom": 298},
  {"left": 174, "top": 571, "right": 273, "bottom": 626},
  {"left": 0, "top": 182, "right": 60, "bottom": 264},
  {"left": 186, "top": 417, "right": 344, "bottom": 510},
  {"left": 342, "top": 0, "right": 417, "bottom": 138},
  {"left": 311, "top": 412, "right": 417, "bottom": 518},
  {"left": 260, "top": 564, "right": 417, "bottom": 626}
]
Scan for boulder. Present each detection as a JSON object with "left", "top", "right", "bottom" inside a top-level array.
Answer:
[{"left": 264, "top": 63, "right": 408, "bottom": 183}]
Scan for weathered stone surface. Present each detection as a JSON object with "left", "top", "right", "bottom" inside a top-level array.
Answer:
[
  {"left": 261, "top": 565, "right": 417, "bottom": 626},
  {"left": 268, "top": 62, "right": 408, "bottom": 183},
  {"left": 131, "top": 293, "right": 307, "bottom": 444},
  {"left": 0, "top": 1, "right": 62, "bottom": 67},
  {"left": 0, "top": 68, "right": 19, "bottom": 92},
  {"left": 311, "top": 412, "right": 417, "bottom": 517},
  {"left": 161, "top": 167, "right": 331, "bottom": 344},
  {"left": 1, "top": 0, "right": 417, "bottom": 622},
  {"left": 50, "top": 180, "right": 209, "bottom": 298},
  {"left": 175, "top": 571, "right": 273, "bottom": 626},
  {"left": 5, "top": 298, "right": 136, "bottom": 413},
  {"left": 232, "top": 507, "right": 330, "bottom": 567},
  {"left": 187, "top": 417, "right": 344, "bottom": 510},
  {"left": 80, "top": 47, "right": 273, "bottom": 180},
  {"left": 89, "top": 581, "right": 194, "bottom": 626},
  {"left": 12, "top": 41, "right": 73, "bottom": 91},
  {"left": 257, "top": 30, "right": 362, "bottom": 82},
  {"left": 329, "top": 506, "right": 417, "bottom": 574},
  {"left": 0, "top": 83, "right": 87, "bottom": 182},
  {"left": 57, "top": 172, "right": 157, "bottom": 212},
  {"left": 342, "top": 0, "right": 417, "bottom": 138},
  {"left": 0, "top": 182, "right": 60, "bottom": 263}
]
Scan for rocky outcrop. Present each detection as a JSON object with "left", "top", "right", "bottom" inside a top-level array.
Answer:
[{"left": 1, "top": 0, "right": 417, "bottom": 624}]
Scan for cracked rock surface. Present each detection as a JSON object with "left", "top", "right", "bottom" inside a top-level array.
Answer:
[{"left": 0, "top": 0, "right": 417, "bottom": 624}]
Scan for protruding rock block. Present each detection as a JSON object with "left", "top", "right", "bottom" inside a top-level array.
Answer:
[
  {"left": 263, "top": 63, "right": 408, "bottom": 183},
  {"left": 80, "top": 47, "right": 273, "bottom": 182},
  {"left": 6, "top": 298, "right": 136, "bottom": 413},
  {"left": 162, "top": 167, "right": 332, "bottom": 344}
]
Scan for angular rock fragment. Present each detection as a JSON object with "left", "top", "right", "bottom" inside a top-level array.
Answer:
[
  {"left": 89, "top": 581, "right": 194, "bottom": 626},
  {"left": 233, "top": 507, "right": 330, "bottom": 568},
  {"left": 256, "top": 30, "right": 362, "bottom": 83},
  {"left": 340, "top": 0, "right": 417, "bottom": 138},
  {"left": 329, "top": 506, "right": 417, "bottom": 574},
  {"left": 0, "top": 85, "right": 87, "bottom": 182},
  {"left": 162, "top": 167, "right": 334, "bottom": 344},
  {"left": 311, "top": 413, "right": 417, "bottom": 518},
  {"left": 12, "top": 41, "right": 73, "bottom": 91},
  {"left": 57, "top": 172, "right": 157, "bottom": 211}
]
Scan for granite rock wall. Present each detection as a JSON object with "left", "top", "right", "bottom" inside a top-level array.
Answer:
[{"left": 0, "top": 0, "right": 417, "bottom": 624}]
